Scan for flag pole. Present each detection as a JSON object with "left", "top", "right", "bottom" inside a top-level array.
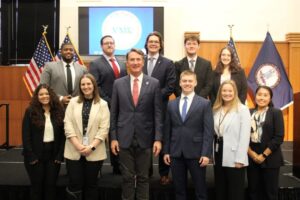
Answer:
[{"left": 228, "top": 24, "right": 234, "bottom": 38}]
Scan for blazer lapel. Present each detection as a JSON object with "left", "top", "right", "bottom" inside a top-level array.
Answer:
[
  {"left": 137, "top": 76, "right": 149, "bottom": 106},
  {"left": 184, "top": 96, "right": 199, "bottom": 122},
  {"left": 74, "top": 102, "right": 83, "bottom": 135},
  {"left": 59, "top": 61, "right": 68, "bottom": 92},
  {"left": 222, "top": 110, "right": 236, "bottom": 133},
  {"left": 125, "top": 76, "right": 135, "bottom": 107},
  {"left": 101, "top": 56, "right": 116, "bottom": 78},
  {"left": 151, "top": 56, "right": 162, "bottom": 75},
  {"left": 174, "top": 97, "right": 183, "bottom": 123}
]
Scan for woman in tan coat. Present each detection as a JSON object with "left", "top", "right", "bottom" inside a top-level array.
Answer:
[{"left": 64, "top": 73, "right": 110, "bottom": 200}]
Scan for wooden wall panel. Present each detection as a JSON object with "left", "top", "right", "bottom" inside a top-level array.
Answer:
[{"left": 0, "top": 35, "right": 298, "bottom": 145}]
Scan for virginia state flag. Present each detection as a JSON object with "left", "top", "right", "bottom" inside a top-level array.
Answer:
[{"left": 247, "top": 32, "right": 293, "bottom": 110}]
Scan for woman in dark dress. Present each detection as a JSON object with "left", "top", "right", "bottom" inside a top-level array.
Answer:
[
  {"left": 22, "top": 84, "right": 65, "bottom": 200},
  {"left": 210, "top": 46, "right": 247, "bottom": 105}
]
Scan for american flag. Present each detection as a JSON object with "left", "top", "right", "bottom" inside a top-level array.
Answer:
[
  {"left": 227, "top": 37, "right": 241, "bottom": 66},
  {"left": 55, "top": 33, "right": 84, "bottom": 65},
  {"left": 23, "top": 33, "right": 54, "bottom": 96}
]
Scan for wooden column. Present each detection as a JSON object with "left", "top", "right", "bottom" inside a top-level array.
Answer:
[{"left": 286, "top": 33, "right": 300, "bottom": 176}]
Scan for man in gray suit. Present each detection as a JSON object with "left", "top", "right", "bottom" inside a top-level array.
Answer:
[
  {"left": 40, "top": 43, "right": 87, "bottom": 105},
  {"left": 89, "top": 35, "right": 127, "bottom": 174},
  {"left": 110, "top": 48, "right": 162, "bottom": 200},
  {"left": 164, "top": 70, "right": 214, "bottom": 200}
]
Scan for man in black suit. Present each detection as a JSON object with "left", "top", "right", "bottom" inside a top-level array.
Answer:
[
  {"left": 164, "top": 70, "right": 214, "bottom": 200},
  {"left": 110, "top": 48, "right": 162, "bottom": 200},
  {"left": 174, "top": 35, "right": 213, "bottom": 98},
  {"left": 89, "top": 35, "right": 127, "bottom": 174},
  {"left": 143, "top": 31, "right": 176, "bottom": 184}
]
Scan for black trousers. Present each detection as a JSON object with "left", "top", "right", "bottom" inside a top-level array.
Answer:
[
  {"left": 24, "top": 142, "right": 61, "bottom": 200},
  {"left": 108, "top": 131, "right": 120, "bottom": 173},
  {"left": 119, "top": 138, "right": 151, "bottom": 200},
  {"left": 171, "top": 156, "right": 207, "bottom": 200},
  {"left": 247, "top": 164, "right": 280, "bottom": 200},
  {"left": 214, "top": 141, "right": 246, "bottom": 200},
  {"left": 66, "top": 157, "right": 103, "bottom": 200}
]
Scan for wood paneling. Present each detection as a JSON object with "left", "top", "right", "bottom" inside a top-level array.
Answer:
[{"left": 0, "top": 33, "right": 299, "bottom": 145}]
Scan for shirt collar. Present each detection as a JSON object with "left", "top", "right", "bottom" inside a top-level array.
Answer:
[
  {"left": 130, "top": 73, "right": 143, "bottom": 82},
  {"left": 187, "top": 56, "right": 197, "bottom": 62},
  {"left": 148, "top": 53, "right": 159, "bottom": 60},
  {"left": 181, "top": 91, "right": 195, "bottom": 101}
]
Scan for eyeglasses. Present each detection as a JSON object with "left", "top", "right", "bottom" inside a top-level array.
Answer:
[{"left": 103, "top": 42, "right": 114, "bottom": 46}]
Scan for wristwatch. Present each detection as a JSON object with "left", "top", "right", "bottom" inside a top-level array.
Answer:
[{"left": 90, "top": 145, "right": 96, "bottom": 151}]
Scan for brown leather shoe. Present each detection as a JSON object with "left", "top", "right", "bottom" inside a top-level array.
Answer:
[{"left": 160, "top": 175, "right": 171, "bottom": 185}]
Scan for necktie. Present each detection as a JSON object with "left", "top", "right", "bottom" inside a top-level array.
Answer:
[
  {"left": 132, "top": 78, "right": 139, "bottom": 106},
  {"left": 109, "top": 58, "right": 120, "bottom": 78},
  {"left": 66, "top": 64, "right": 73, "bottom": 95},
  {"left": 147, "top": 57, "right": 155, "bottom": 76},
  {"left": 181, "top": 96, "right": 188, "bottom": 121},
  {"left": 190, "top": 60, "right": 195, "bottom": 71}
]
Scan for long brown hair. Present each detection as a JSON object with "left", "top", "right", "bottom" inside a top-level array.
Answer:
[
  {"left": 77, "top": 73, "right": 100, "bottom": 103},
  {"left": 29, "top": 84, "right": 64, "bottom": 127},
  {"left": 214, "top": 46, "right": 241, "bottom": 74},
  {"left": 213, "top": 80, "right": 241, "bottom": 113}
]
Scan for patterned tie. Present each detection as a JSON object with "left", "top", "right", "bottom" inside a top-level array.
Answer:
[
  {"left": 132, "top": 78, "right": 139, "bottom": 106},
  {"left": 181, "top": 96, "right": 188, "bottom": 121},
  {"left": 109, "top": 58, "right": 120, "bottom": 78},
  {"left": 66, "top": 64, "right": 73, "bottom": 95},
  {"left": 147, "top": 57, "right": 155, "bottom": 76},
  {"left": 190, "top": 60, "right": 195, "bottom": 72}
]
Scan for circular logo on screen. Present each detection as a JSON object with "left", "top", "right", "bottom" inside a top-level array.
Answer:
[
  {"left": 255, "top": 63, "right": 281, "bottom": 88},
  {"left": 102, "top": 10, "right": 142, "bottom": 50}
]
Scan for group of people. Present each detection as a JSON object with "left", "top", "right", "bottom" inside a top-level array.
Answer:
[{"left": 22, "top": 32, "right": 284, "bottom": 200}]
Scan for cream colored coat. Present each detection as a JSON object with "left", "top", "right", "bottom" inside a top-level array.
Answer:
[{"left": 64, "top": 96, "right": 110, "bottom": 161}]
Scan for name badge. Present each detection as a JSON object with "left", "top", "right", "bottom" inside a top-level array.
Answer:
[{"left": 82, "top": 136, "right": 89, "bottom": 146}]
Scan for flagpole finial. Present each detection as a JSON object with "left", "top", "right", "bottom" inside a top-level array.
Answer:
[
  {"left": 42, "top": 25, "right": 48, "bottom": 34},
  {"left": 267, "top": 23, "right": 270, "bottom": 33},
  {"left": 66, "top": 26, "right": 71, "bottom": 34},
  {"left": 228, "top": 24, "right": 234, "bottom": 38}
]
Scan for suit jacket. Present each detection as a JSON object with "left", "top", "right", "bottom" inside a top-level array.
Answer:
[
  {"left": 163, "top": 95, "right": 214, "bottom": 159},
  {"left": 40, "top": 61, "right": 87, "bottom": 98},
  {"left": 210, "top": 69, "right": 248, "bottom": 105},
  {"left": 143, "top": 55, "right": 176, "bottom": 105},
  {"left": 89, "top": 55, "right": 127, "bottom": 106},
  {"left": 213, "top": 104, "right": 251, "bottom": 167},
  {"left": 22, "top": 107, "right": 65, "bottom": 163},
  {"left": 110, "top": 74, "right": 163, "bottom": 149},
  {"left": 249, "top": 107, "right": 284, "bottom": 168},
  {"left": 64, "top": 97, "right": 110, "bottom": 161},
  {"left": 175, "top": 56, "right": 213, "bottom": 98}
]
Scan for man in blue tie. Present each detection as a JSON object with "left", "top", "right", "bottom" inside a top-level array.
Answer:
[{"left": 163, "top": 70, "right": 214, "bottom": 200}]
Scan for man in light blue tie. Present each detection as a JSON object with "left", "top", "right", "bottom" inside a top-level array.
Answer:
[{"left": 163, "top": 70, "right": 214, "bottom": 200}]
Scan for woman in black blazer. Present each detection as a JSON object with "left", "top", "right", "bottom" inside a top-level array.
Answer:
[
  {"left": 247, "top": 85, "right": 284, "bottom": 200},
  {"left": 22, "top": 84, "right": 65, "bottom": 200},
  {"left": 210, "top": 46, "right": 247, "bottom": 105}
]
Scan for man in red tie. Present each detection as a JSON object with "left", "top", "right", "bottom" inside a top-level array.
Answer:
[
  {"left": 110, "top": 48, "right": 163, "bottom": 200},
  {"left": 89, "top": 35, "right": 127, "bottom": 174}
]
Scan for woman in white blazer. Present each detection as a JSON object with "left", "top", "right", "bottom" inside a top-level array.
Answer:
[
  {"left": 64, "top": 73, "right": 110, "bottom": 200},
  {"left": 213, "top": 80, "right": 251, "bottom": 200}
]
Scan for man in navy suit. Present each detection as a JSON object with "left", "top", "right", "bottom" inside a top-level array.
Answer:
[
  {"left": 143, "top": 31, "right": 176, "bottom": 184},
  {"left": 110, "top": 48, "right": 162, "bottom": 200},
  {"left": 164, "top": 70, "right": 214, "bottom": 200},
  {"left": 89, "top": 35, "right": 127, "bottom": 174}
]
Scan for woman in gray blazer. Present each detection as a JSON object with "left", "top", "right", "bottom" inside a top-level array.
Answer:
[
  {"left": 213, "top": 80, "right": 251, "bottom": 200},
  {"left": 247, "top": 86, "right": 284, "bottom": 200},
  {"left": 64, "top": 74, "right": 110, "bottom": 200}
]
